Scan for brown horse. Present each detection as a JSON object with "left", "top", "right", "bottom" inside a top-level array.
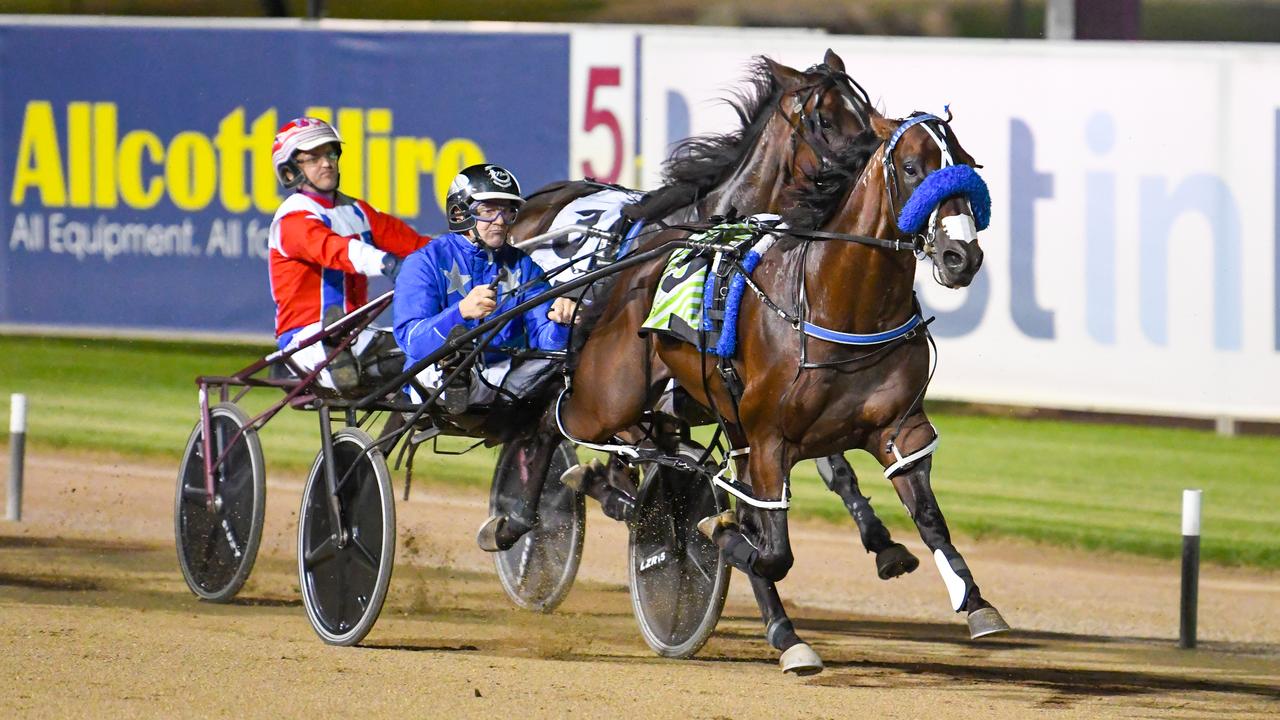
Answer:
[
  {"left": 476, "top": 50, "right": 879, "bottom": 551},
  {"left": 502, "top": 51, "right": 923, "bottom": 578},
  {"left": 556, "top": 107, "right": 999, "bottom": 673},
  {"left": 479, "top": 51, "right": 883, "bottom": 555}
]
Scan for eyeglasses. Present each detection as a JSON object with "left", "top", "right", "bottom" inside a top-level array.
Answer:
[
  {"left": 296, "top": 150, "right": 340, "bottom": 167},
  {"left": 471, "top": 202, "right": 519, "bottom": 223}
]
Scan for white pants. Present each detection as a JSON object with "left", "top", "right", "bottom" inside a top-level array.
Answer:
[{"left": 281, "top": 321, "right": 381, "bottom": 390}]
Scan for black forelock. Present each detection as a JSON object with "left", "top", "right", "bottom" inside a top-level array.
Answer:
[{"left": 780, "top": 128, "right": 882, "bottom": 231}]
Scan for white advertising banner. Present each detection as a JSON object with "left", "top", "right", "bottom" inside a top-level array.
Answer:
[
  {"left": 638, "top": 35, "right": 1280, "bottom": 421},
  {"left": 570, "top": 29, "right": 639, "bottom": 188}
]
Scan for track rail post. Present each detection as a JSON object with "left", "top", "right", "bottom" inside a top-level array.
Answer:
[
  {"left": 7, "top": 394, "right": 26, "bottom": 522},
  {"left": 1179, "top": 488, "right": 1202, "bottom": 649}
]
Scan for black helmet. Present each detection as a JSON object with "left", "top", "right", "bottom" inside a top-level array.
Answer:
[{"left": 445, "top": 163, "right": 524, "bottom": 232}]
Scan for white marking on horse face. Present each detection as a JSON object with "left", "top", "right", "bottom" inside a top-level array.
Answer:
[
  {"left": 940, "top": 213, "right": 978, "bottom": 243},
  {"left": 842, "top": 95, "right": 857, "bottom": 116},
  {"left": 933, "top": 548, "right": 968, "bottom": 611}
]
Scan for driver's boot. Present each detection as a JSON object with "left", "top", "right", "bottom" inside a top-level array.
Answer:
[{"left": 560, "top": 459, "right": 636, "bottom": 521}]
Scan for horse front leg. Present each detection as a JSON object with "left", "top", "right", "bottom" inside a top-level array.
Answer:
[
  {"left": 815, "top": 454, "right": 920, "bottom": 579},
  {"left": 699, "top": 444, "right": 822, "bottom": 673},
  {"left": 701, "top": 506, "right": 821, "bottom": 674},
  {"left": 878, "top": 428, "right": 1010, "bottom": 638}
]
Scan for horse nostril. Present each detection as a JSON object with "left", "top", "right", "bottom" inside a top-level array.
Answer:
[
  {"left": 942, "top": 249, "right": 965, "bottom": 270},
  {"left": 970, "top": 243, "right": 984, "bottom": 270}
]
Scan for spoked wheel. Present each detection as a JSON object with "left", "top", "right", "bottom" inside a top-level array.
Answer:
[
  {"left": 175, "top": 402, "right": 265, "bottom": 602},
  {"left": 490, "top": 438, "right": 585, "bottom": 612},
  {"left": 629, "top": 443, "right": 731, "bottom": 658},
  {"left": 297, "top": 427, "right": 395, "bottom": 646}
]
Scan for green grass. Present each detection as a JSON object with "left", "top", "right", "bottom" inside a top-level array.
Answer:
[{"left": 2, "top": 334, "right": 1278, "bottom": 569}]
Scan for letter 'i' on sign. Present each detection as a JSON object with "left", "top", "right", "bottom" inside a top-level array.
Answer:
[{"left": 1274, "top": 109, "right": 1279, "bottom": 352}]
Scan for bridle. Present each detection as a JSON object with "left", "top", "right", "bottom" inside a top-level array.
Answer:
[
  {"left": 879, "top": 112, "right": 971, "bottom": 269},
  {"left": 777, "top": 67, "right": 874, "bottom": 182}
]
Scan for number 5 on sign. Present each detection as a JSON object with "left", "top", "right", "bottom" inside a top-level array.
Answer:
[
  {"left": 570, "top": 34, "right": 636, "bottom": 186},
  {"left": 581, "top": 68, "right": 622, "bottom": 182}
]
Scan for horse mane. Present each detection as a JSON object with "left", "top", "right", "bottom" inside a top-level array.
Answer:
[
  {"left": 780, "top": 128, "right": 882, "bottom": 230},
  {"left": 624, "top": 57, "right": 783, "bottom": 222}
]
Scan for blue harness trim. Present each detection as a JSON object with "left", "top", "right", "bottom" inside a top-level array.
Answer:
[
  {"left": 897, "top": 164, "right": 991, "bottom": 234},
  {"left": 619, "top": 218, "right": 645, "bottom": 256},
  {"left": 705, "top": 244, "right": 923, "bottom": 355},
  {"left": 885, "top": 113, "right": 941, "bottom": 156},
  {"left": 709, "top": 248, "right": 764, "bottom": 357},
  {"left": 802, "top": 313, "right": 922, "bottom": 346}
]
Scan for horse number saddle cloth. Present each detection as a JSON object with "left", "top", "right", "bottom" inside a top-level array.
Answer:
[
  {"left": 640, "top": 215, "right": 781, "bottom": 357},
  {"left": 529, "top": 188, "right": 647, "bottom": 285}
]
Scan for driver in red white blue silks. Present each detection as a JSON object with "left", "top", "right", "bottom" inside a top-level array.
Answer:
[
  {"left": 392, "top": 163, "right": 577, "bottom": 413},
  {"left": 268, "top": 117, "right": 430, "bottom": 390}
]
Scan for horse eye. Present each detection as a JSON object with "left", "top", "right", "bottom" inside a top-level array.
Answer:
[
  {"left": 818, "top": 115, "right": 832, "bottom": 130},
  {"left": 903, "top": 163, "right": 918, "bottom": 177}
]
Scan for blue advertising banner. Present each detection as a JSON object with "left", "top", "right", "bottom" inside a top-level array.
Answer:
[{"left": 0, "top": 22, "right": 570, "bottom": 335}]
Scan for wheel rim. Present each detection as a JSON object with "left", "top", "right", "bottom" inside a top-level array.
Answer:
[
  {"left": 630, "top": 450, "right": 729, "bottom": 657},
  {"left": 298, "top": 430, "right": 393, "bottom": 643},
  {"left": 492, "top": 440, "right": 585, "bottom": 612},
  {"left": 175, "top": 405, "right": 263, "bottom": 601}
]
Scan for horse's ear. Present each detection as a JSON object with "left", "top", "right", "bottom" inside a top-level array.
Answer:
[
  {"left": 764, "top": 56, "right": 805, "bottom": 87},
  {"left": 871, "top": 114, "right": 898, "bottom": 140},
  {"left": 823, "top": 48, "right": 845, "bottom": 73}
]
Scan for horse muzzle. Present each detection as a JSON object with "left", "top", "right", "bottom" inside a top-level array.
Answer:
[{"left": 928, "top": 212, "right": 981, "bottom": 287}]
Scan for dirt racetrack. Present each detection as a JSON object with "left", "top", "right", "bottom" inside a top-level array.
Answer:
[{"left": 1, "top": 449, "right": 1278, "bottom": 719}]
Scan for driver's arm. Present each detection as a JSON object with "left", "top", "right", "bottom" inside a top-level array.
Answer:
[{"left": 393, "top": 250, "right": 468, "bottom": 364}]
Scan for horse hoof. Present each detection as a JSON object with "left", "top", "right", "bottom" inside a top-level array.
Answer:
[
  {"left": 559, "top": 459, "right": 603, "bottom": 493},
  {"left": 875, "top": 543, "right": 920, "bottom": 580},
  {"left": 696, "top": 509, "right": 738, "bottom": 540},
  {"left": 779, "top": 643, "right": 824, "bottom": 675},
  {"left": 475, "top": 515, "right": 509, "bottom": 553},
  {"left": 967, "top": 606, "right": 1011, "bottom": 639}
]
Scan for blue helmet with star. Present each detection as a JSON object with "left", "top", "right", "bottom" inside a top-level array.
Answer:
[{"left": 446, "top": 164, "right": 525, "bottom": 232}]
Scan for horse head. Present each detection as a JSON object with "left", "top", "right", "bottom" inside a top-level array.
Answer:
[
  {"left": 637, "top": 50, "right": 874, "bottom": 226},
  {"left": 762, "top": 50, "right": 874, "bottom": 209},
  {"left": 868, "top": 111, "right": 987, "bottom": 288}
]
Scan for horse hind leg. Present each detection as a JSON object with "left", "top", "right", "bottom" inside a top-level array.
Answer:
[
  {"left": 477, "top": 429, "right": 560, "bottom": 552},
  {"left": 560, "top": 453, "right": 637, "bottom": 521},
  {"left": 885, "top": 452, "right": 1010, "bottom": 639},
  {"left": 816, "top": 454, "right": 919, "bottom": 580}
]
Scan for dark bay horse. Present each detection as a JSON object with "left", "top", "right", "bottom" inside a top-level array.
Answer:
[
  {"left": 506, "top": 51, "right": 922, "bottom": 579},
  {"left": 476, "top": 51, "right": 879, "bottom": 553},
  {"left": 512, "top": 50, "right": 874, "bottom": 239},
  {"left": 556, "top": 107, "right": 1001, "bottom": 673}
]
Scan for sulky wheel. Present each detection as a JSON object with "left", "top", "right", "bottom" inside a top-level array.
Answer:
[
  {"left": 489, "top": 438, "right": 585, "bottom": 612},
  {"left": 628, "top": 443, "right": 731, "bottom": 658},
  {"left": 175, "top": 402, "right": 266, "bottom": 603},
  {"left": 297, "top": 427, "right": 395, "bottom": 646}
]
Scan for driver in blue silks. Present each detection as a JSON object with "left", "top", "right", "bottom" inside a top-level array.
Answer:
[{"left": 392, "top": 163, "right": 577, "bottom": 413}]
